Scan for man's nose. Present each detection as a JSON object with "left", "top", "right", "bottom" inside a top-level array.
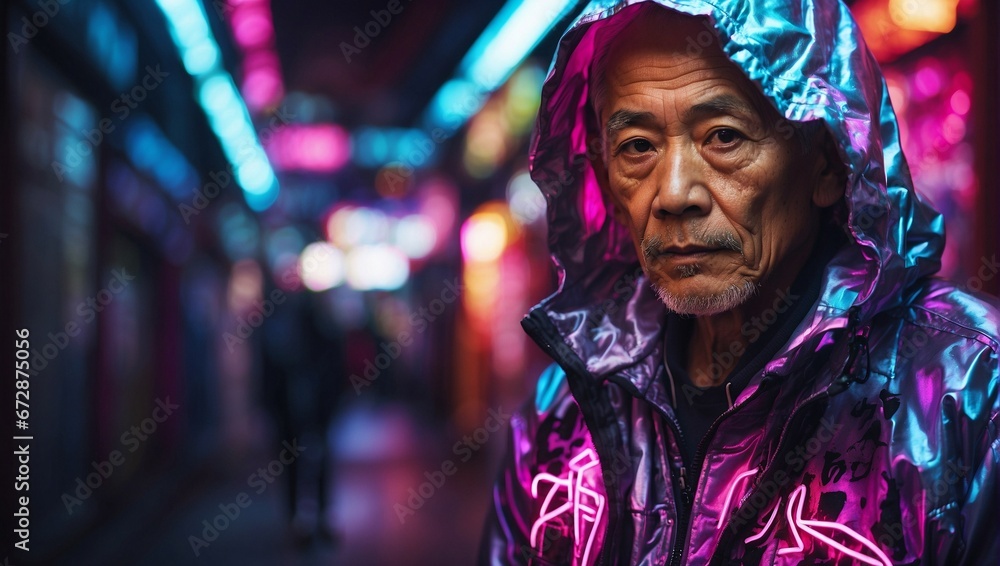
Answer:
[{"left": 651, "top": 146, "right": 711, "bottom": 219}]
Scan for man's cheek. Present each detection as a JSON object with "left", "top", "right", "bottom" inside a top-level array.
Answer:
[
  {"left": 607, "top": 191, "right": 640, "bottom": 229},
  {"left": 628, "top": 214, "right": 651, "bottom": 248}
]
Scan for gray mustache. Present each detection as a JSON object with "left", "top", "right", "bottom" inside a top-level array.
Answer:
[{"left": 641, "top": 232, "right": 741, "bottom": 259}]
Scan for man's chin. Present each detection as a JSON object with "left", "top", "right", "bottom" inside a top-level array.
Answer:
[{"left": 652, "top": 280, "right": 758, "bottom": 316}]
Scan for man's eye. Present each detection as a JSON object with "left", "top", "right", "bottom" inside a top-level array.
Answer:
[
  {"left": 621, "top": 139, "right": 653, "bottom": 153},
  {"left": 708, "top": 128, "right": 744, "bottom": 145}
]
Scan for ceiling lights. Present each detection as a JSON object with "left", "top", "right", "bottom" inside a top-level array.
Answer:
[{"left": 153, "top": 0, "right": 279, "bottom": 211}]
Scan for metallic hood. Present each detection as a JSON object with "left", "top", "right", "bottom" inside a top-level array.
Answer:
[{"left": 527, "top": 0, "right": 946, "bottom": 378}]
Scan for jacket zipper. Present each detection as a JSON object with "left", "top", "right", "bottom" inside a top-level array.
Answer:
[
  {"left": 660, "top": 413, "right": 691, "bottom": 566},
  {"left": 658, "top": 380, "right": 771, "bottom": 566}
]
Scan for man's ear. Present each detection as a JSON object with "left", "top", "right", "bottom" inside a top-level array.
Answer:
[
  {"left": 588, "top": 136, "right": 629, "bottom": 226},
  {"left": 811, "top": 127, "right": 847, "bottom": 209}
]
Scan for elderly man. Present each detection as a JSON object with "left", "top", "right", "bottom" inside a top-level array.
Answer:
[{"left": 480, "top": 1, "right": 1000, "bottom": 565}]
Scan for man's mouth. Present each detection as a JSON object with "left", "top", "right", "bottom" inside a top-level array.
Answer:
[
  {"left": 653, "top": 247, "right": 720, "bottom": 267},
  {"left": 641, "top": 232, "right": 742, "bottom": 264}
]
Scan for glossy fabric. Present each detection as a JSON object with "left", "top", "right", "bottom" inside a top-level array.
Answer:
[{"left": 481, "top": 1, "right": 1000, "bottom": 564}]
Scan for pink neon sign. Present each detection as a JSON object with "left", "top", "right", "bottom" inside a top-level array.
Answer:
[
  {"left": 220, "top": 0, "right": 285, "bottom": 112},
  {"left": 530, "top": 449, "right": 606, "bottom": 566},
  {"left": 264, "top": 124, "right": 350, "bottom": 173},
  {"left": 720, "top": 470, "right": 893, "bottom": 566}
]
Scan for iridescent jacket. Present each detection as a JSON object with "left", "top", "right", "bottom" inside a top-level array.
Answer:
[{"left": 480, "top": 0, "right": 1000, "bottom": 564}]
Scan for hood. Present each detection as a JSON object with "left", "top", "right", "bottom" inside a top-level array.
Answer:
[{"left": 526, "top": 0, "right": 946, "bottom": 378}]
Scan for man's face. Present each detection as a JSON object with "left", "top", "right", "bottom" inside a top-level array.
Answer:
[{"left": 592, "top": 11, "right": 840, "bottom": 316}]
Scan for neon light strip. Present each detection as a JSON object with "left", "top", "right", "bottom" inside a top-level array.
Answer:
[
  {"left": 716, "top": 468, "right": 759, "bottom": 529},
  {"left": 153, "top": 0, "right": 279, "bottom": 211},
  {"left": 571, "top": 450, "right": 604, "bottom": 565},
  {"left": 581, "top": 491, "right": 604, "bottom": 566},
  {"left": 777, "top": 485, "right": 806, "bottom": 554},
  {"left": 530, "top": 472, "right": 572, "bottom": 549},
  {"left": 796, "top": 516, "right": 893, "bottom": 565},
  {"left": 459, "top": 0, "right": 576, "bottom": 92},
  {"left": 776, "top": 485, "right": 893, "bottom": 566},
  {"left": 743, "top": 500, "right": 781, "bottom": 544},
  {"left": 422, "top": 0, "right": 576, "bottom": 135},
  {"left": 529, "top": 448, "right": 606, "bottom": 565},
  {"left": 571, "top": 451, "right": 590, "bottom": 541}
]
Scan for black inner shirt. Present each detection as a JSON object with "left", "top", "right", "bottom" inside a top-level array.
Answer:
[{"left": 663, "top": 229, "right": 845, "bottom": 467}]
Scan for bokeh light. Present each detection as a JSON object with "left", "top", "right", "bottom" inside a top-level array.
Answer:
[
  {"left": 299, "top": 241, "right": 345, "bottom": 292},
  {"left": 461, "top": 211, "right": 508, "bottom": 263},
  {"left": 346, "top": 244, "right": 410, "bottom": 291},
  {"left": 393, "top": 215, "right": 438, "bottom": 259},
  {"left": 506, "top": 169, "right": 546, "bottom": 225}
]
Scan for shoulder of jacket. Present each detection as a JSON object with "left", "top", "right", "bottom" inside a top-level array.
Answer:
[
  {"left": 894, "top": 277, "right": 1000, "bottom": 353},
  {"left": 859, "top": 279, "right": 1000, "bottom": 418}
]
